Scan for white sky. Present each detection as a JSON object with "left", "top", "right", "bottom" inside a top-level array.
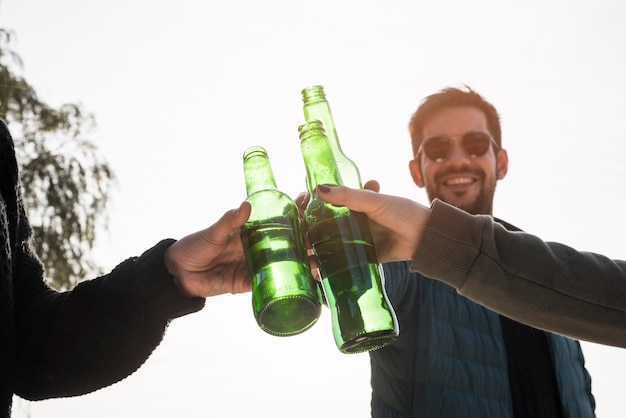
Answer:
[{"left": 2, "top": 0, "right": 626, "bottom": 417}]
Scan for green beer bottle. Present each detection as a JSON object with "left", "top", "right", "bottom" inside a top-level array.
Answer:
[
  {"left": 240, "top": 146, "right": 322, "bottom": 336},
  {"left": 298, "top": 121, "right": 399, "bottom": 353},
  {"left": 301, "top": 85, "right": 362, "bottom": 189}
]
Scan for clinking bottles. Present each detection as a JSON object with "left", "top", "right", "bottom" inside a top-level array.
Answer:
[
  {"left": 301, "top": 85, "right": 362, "bottom": 189},
  {"left": 240, "top": 146, "right": 322, "bottom": 336},
  {"left": 298, "top": 121, "right": 399, "bottom": 353}
]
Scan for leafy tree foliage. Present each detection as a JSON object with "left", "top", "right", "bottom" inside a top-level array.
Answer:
[{"left": 0, "top": 28, "right": 115, "bottom": 290}]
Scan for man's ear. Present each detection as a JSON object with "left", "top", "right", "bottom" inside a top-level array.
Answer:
[
  {"left": 496, "top": 148, "right": 509, "bottom": 180},
  {"left": 409, "top": 159, "right": 425, "bottom": 188}
]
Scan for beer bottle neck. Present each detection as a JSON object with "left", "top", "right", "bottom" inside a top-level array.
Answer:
[
  {"left": 243, "top": 146, "right": 278, "bottom": 196},
  {"left": 298, "top": 121, "right": 343, "bottom": 194}
]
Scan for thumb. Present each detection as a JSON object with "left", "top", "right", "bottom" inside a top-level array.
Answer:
[{"left": 209, "top": 201, "right": 251, "bottom": 241}]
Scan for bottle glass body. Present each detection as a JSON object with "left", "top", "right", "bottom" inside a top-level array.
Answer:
[
  {"left": 240, "top": 146, "right": 322, "bottom": 336},
  {"left": 301, "top": 85, "right": 362, "bottom": 189},
  {"left": 298, "top": 122, "right": 398, "bottom": 353}
]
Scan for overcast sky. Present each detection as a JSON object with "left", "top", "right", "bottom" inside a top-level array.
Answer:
[{"left": 2, "top": 0, "right": 626, "bottom": 417}]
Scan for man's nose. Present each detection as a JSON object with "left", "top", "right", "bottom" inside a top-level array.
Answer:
[{"left": 445, "top": 141, "right": 472, "bottom": 165}]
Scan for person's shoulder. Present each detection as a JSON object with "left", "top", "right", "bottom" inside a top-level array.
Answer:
[
  {"left": 1, "top": 118, "right": 8, "bottom": 139},
  {"left": 493, "top": 217, "right": 523, "bottom": 232}
]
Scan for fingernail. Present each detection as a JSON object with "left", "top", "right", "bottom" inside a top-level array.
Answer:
[{"left": 318, "top": 185, "right": 331, "bottom": 193}]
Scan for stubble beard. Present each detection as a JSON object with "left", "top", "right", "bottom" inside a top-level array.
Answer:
[{"left": 425, "top": 170, "right": 497, "bottom": 216}]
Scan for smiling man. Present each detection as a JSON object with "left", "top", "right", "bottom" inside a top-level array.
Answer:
[
  {"left": 368, "top": 86, "right": 596, "bottom": 418},
  {"left": 409, "top": 104, "right": 506, "bottom": 215}
]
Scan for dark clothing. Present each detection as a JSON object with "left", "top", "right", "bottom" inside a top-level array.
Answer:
[
  {"left": 500, "top": 315, "right": 564, "bottom": 417},
  {"left": 497, "top": 218, "right": 564, "bottom": 418},
  {"left": 369, "top": 216, "right": 595, "bottom": 417},
  {"left": 1, "top": 119, "right": 204, "bottom": 417},
  {"left": 413, "top": 199, "right": 626, "bottom": 348}
]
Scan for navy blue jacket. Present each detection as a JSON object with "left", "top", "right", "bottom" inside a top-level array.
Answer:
[{"left": 370, "top": 260, "right": 595, "bottom": 418}]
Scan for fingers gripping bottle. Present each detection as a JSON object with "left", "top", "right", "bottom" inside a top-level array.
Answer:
[
  {"left": 298, "top": 121, "right": 398, "bottom": 353},
  {"left": 301, "top": 85, "right": 362, "bottom": 189},
  {"left": 240, "top": 146, "right": 322, "bottom": 336}
]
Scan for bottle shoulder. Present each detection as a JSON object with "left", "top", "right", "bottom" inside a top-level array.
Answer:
[
  {"left": 305, "top": 198, "right": 351, "bottom": 218},
  {"left": 246, "top": 190, "right": 299, "bottom": 220},
  {"left": 246, "top": 188, "right": 293, "bottom": 203}
]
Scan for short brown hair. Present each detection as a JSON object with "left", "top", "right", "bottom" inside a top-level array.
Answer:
[{"left": 408, "top": 86, "right": 502, "bottom": 157}]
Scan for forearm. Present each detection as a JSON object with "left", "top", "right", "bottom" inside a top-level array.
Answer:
[
  {"left": 14, "top": 239, "right": 205, "bottom": 400},
  {"left": 411, "top": 199, "right": 626, "bottom": 348}
]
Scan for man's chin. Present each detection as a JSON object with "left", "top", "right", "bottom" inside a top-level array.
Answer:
[{"left": 428, "top": 183, "right": 495, "bottom": 215}]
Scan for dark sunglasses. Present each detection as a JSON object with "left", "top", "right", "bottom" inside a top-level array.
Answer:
[{"left": 417, "top": 132, "right": 499, "bottom": 162}]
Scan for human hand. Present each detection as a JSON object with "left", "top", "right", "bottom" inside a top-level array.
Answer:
[
  {"left": 164, "top": 202, "right": 252, "bottom": 298},
  {"left": 316, "top": 181, "right": 431, "bottom": 263}
]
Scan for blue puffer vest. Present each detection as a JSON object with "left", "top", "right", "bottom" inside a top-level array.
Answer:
[{"left": 369, "top": 261, "right": 595, "bottom": 418}]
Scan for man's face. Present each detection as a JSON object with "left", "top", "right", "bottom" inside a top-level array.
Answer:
[{"left": 408, "top": 106, "right": 508, "bottom": 215}]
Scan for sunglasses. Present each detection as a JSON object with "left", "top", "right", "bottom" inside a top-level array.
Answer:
[{"left": 417, "top": 132, "right": 499, "bottom": 162}]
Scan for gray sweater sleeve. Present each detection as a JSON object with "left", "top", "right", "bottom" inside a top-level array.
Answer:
[{"left": 411, "top": 199, "right": 626, "bottom": 348}]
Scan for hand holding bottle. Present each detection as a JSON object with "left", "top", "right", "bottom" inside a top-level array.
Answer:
[
  {"left": 315, "top": 182, "right": 431, "bottom": 264},
  {"left": 164, "top": 202, "right": 253, "bottom": 298}
]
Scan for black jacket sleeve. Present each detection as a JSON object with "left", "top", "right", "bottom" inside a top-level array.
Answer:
[
  {"left": 13, "top": 237, "right": 205, "bottom": 400},
  {"left": 0, "top": 117, "right": 204, "bottom": 400}
]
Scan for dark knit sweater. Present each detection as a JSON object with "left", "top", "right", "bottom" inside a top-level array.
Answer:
[{"left": 1, "top": 119, "right": 205, "bottom": 417}]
